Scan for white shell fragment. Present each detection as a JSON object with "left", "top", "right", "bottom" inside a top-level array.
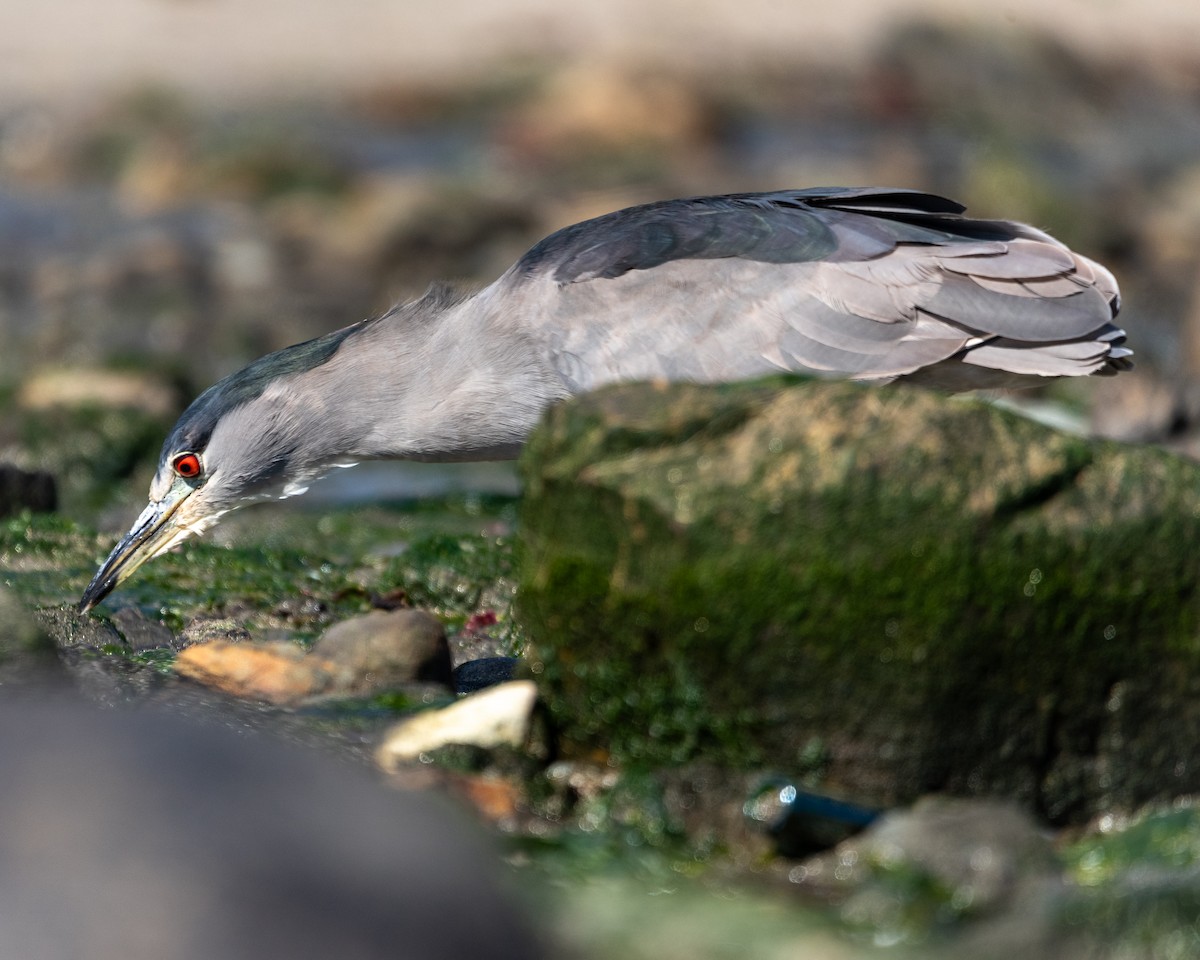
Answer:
[{"left": 375, "top": 680, "right": 538, "bottom": 772}]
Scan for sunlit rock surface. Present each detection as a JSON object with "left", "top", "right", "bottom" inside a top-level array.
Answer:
[{"left": 518, "top": 377, "right": 1200, "bottom": 822}]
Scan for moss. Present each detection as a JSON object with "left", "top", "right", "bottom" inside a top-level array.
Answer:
[
  {"left": 518, "top": 379, "right": 1200, "bottom": 819},
  {"left": 1, "top": 495, "right": 520, "bottom": 650},
  {"left": 1065, "top": 804, "right": 1200, "bottom": 887}
]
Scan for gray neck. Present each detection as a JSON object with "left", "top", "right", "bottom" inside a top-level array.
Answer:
[{"left": 318, "top": 293, "right": 567, "bottom": 463}]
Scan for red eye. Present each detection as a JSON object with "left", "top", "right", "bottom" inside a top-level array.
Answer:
[{"left": 172, "top": 453, "right": 202, "bottom": 479}]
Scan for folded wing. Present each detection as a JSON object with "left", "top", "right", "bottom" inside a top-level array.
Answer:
[{"left": 485, "top": 188, "right": 1127, "bottom": 392}]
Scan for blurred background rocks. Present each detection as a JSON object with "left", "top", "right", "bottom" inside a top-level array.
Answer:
[{"left": 3, "top": 2, "right": 1200, "bottom": 455}]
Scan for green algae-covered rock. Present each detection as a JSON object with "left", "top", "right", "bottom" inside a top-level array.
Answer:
[{"left": 517, "top": 378, "right": 1200, "bottom": 822}]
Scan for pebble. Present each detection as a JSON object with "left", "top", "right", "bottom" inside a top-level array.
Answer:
[
  {"left": 453, "top": 656, "right": 519, "bottom": 694},
  {"left": 110, "top": 606, "right": 176, "bottom": 652},
  {"left": 312, "top": 608, "right": 453, "bottom": 691},
  {"left": 174, "top": 640, "right": 348, "bottom": 705},
  {"left": 376, "top": 680, "right": 539, "bottom": 772},
  {"left": 794, "top": 794, "right": 1065, "bottom": 952},
  {"left": 178, "top": 615, "right": 252, "bottom": 649}
]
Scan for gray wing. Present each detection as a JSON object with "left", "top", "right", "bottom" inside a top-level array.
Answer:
[{"left": 481, "top": 188, "right": 1127, "bottom": 392}]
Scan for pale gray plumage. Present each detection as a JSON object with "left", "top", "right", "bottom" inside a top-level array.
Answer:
[{"left": 80, "top": 187, "right": 1129, "bottom": 611}]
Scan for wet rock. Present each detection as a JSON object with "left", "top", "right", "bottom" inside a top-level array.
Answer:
[
  {"left": 178, "top": 615, "right": 252, "bottom": 648},
  {"left": 311, "top": 608, "right": 453, "bottom": 691},
  {"left": 795, "top": 796, "right": 1064, "bottom": 953},
  {"left": 519, "top": 378, "right": 1200, "bottom": 820},
  {"left": 0, "top": 463, "right": 56, "bottom": 517},
  {"left": 453, "top": 655, "right": 519, "bottom": 694},
  {"left": 376, "top": 680, "right": 539, "bottom": 772},
  {"left": 742, "top": 778, "right": 879, "bottom": 858},
  {"left": 175, "top": 640, "right": 347, "bottom": 705},
  {"left": 802, "top": 796, "right": 1059, "bottom": 901},
  {"left": 36, "top": 605, "right": 124, "bottom": 650},
  {"left": 272, "top": 595, "right": 327, "bottom": 626},
  {"left": 110, "top": 606, "right": 177, "bottom": 652},
  {"left": 0, "top": 698, "right": 546, "bottom": 960},
  {"left": 452, "top": 774, "right": 526, "bottom": 826}
]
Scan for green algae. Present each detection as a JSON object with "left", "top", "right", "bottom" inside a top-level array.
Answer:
[
  {"left": 1065, "top": 803, "right": 1200, "bottom": 888},
  {"left": 0, "top": 496, "right": 520, "bottom": 648},
  {"left": 1058, "top": 806, "right": 1200, "bottom": 959},
  {"left": 517, "top": 379, "right": 1200, "bottom": 819}
]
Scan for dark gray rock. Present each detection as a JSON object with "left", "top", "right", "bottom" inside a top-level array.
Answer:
[
  {"left": 0, "top": 699, "right": 545, "bottom": 960},
  {"left": 178, "top": 615, "right": 252, "bottom": 649},
  {"left": 111, "top": 606, "right": 177, "bottom": 652},
  {"left": 805, "top": 796, "right": 1060, "bottom": 903},
  {"left": 0, "top": 463, "right": 56, "bottom": 517},
  {"left": 312, "top": 609, "right": 453, "bottom": 692},
  {"left": 454, "top": 656, "right": 520, "bottom": 694},
  {"left": 519, "top": 378, "right": 1200, "bottom": 821},
  {"left": 796, "top": 796, "right": 1065, "bottom": 956}
]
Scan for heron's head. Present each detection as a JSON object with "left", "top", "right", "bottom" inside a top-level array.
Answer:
[{"left": 79, "top": 326, "right": 365, "bottom": 612}]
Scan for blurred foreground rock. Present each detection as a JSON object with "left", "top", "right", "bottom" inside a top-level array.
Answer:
[
  {"left": 797, "top": 796, "right": 1065, "bottom": 955},
  {"left": 0, "top": 699, "right": 545, "bottom": 960},
  {"left": 519, "top": 378, "right": 1200, "bottom": 822}
]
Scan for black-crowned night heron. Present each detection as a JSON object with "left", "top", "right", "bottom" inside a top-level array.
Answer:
[{"left": 80, "top": 188, "right": 1129, "bottom": 611}]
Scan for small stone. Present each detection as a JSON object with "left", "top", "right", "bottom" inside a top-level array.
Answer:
[
  {"left": 453, "top": 656, "right": 519, "bottom": 694},
  {"left": 795, "top": 796, "right": 1067, "bottom": 954},
  {"left": 453, "top": 774, "right": 524, "bottom": 825},
  {"left": 0, "top": 464, "right": 57, "bottom": 518},
  {"left": 312, "top": 609, "right": 452, "bottom": 692},
  {"left": 798, "top": 796, "right": 1061, "bottom": 910},
  {"left": 110, "top": 607, "right": 176, "bottom": 652},
  {"left": 178, "top": 616, "right": 251, "bottom": 649},
  {"left": 376, "top": 680, "right": 539, "bottom": 772},
  {"left": 175, "top": 640, "right": 348, "bottom": 705},
  {"left": 851, "top": 796, "right": 1058, "bottom": 906}
]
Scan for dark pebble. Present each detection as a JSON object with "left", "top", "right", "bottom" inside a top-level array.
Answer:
[
  {"left": 453, "top": 656, "right": 520, "bottom": 694},
  {"left": 0, "top": 464, "right": 56, "bottom": 518},
  {"left": 111, "top": 607, "right": 177, "bottom": 652}
]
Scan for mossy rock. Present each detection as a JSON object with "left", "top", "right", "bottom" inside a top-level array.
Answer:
[{"left": 516, "top": 378, "right": 1200, "bottom": 822}]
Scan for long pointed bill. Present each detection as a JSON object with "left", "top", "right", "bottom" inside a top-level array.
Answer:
[{"left": 79, "top": 480, "right": 197, "bottom": 613}]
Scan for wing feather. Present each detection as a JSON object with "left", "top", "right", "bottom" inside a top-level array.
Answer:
[{"left": 481, "top": 188, "right": 1127, "bottom": 391}]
